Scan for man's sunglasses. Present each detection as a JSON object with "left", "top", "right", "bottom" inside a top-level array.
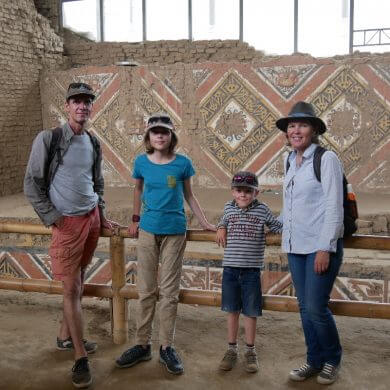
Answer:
[
  {"left": 232, "top": 175, "right": 257, "bottom": 185},
  {"left": 68, "top": 82, "right": 93, "bottom": 91},
  {"left": 148, "top": 116, "right": 173, "bottom": 125}
]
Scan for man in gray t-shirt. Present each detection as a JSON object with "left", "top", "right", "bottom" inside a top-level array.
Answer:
[{"left": 24, "top": 82, "right": 118, "bottom": 389}]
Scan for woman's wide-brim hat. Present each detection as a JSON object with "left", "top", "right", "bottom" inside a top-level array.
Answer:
[{"left": 275, "top": 101, "right": 327, "bottom": 134}]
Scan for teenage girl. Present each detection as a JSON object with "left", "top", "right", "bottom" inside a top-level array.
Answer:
[{"left": 116, "top": 113, "right": 215, "bottom": 375}]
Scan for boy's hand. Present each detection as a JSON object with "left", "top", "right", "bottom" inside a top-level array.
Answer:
[
  {"left": 127, "top": 222, "right": 139, "bottom": 238},
  {"left": 216, "top": 227, "right": 227, "bottom": 248}
]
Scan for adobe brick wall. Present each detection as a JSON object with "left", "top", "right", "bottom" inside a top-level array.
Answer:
[
  {"left": 34, "top": 0, "right": 59, "bottom": 32},
  {"left": 63, "top": 28, "right": 260, "bottom": 67},
  {"left": 0, "top": 0, "right": 65, "bottom": 196}
]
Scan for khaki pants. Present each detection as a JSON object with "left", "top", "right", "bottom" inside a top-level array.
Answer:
[{"left": 135, "top": 229, "right": 186, "bottom": 346}]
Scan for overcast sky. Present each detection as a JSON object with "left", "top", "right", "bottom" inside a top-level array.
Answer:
[{"left": 63, "top": 0, "right": 390, "bottom": 57}]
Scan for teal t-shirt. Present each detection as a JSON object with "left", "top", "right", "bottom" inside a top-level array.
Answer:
[{"left": 133, "top": 153, "right": 195, "bottom": 234}]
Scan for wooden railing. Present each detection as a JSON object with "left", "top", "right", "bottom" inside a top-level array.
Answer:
[{"left": 1, "top": 222, "right": 390, "bottom": 344}]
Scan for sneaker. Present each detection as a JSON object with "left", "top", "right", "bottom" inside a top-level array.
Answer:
[
  {"left": 219, "top": 349, "right": 238, "bottom": 371},
  {"left": 57, "top": 337, "right": 98, "bottom": 354},
  {"left": 289, "top": 363, "right": 322, "bottom": 381},
  {"left": 244, "top": 349, "right": 259, "bottom": 373},
  {"left": 159, "top": 346, "right": 184, "bottom": 375},
  {"left": 116, "top": 345, "right": 152, "bottom": 368},
  {"left": 72, "top": 357, "right": 92, "bottom": 389},
  {"left": 317, "top": 363, "right": 339, "bottom": 385}
]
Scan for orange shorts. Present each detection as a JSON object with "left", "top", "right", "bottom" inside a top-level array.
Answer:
[{"left": 49, "top": 206, "right": 100, "bottom": 281}]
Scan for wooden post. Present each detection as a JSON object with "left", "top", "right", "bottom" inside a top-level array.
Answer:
[{"left": 110, "top": 235, "right": 128, "bottom": 344}]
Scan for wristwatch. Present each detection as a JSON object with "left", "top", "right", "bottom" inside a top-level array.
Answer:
[{"left": 132, "top": 214, "right": 140, "bottom": 223}]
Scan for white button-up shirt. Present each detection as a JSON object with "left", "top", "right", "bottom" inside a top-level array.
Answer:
[{"left": 280, "top": 143, "right": 344, "bottom": 254}]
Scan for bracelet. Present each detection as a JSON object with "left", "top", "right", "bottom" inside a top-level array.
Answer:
[{"left": 132, "top": 214, "right": 140, "bottom": 223}]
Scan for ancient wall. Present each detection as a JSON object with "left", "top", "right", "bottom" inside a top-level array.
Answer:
[
  {"left": 34, "top": 0, "right": 59, "bottom": 32},
  {"left": 41, "top": 54, "right": 390, "bottom": 194},
  {"left": 63, "top": 29, "right": 259, "bottom": 67},
  {"left": 0, "top": 0, "right": 65, "bottom": 196}
]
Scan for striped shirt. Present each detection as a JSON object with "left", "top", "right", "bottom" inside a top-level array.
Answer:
[{"left": 219, "top": 199, "right": 283, "bottom": 269}]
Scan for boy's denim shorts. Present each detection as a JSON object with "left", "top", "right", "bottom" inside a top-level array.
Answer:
[{"left": 221, "top": 266, "right": 262, "bottom": 317}]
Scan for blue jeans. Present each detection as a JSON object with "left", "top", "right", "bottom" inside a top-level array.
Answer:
[
  {"left": 221, "top": 267, "right": 262, "bottom": 317},
  {"left": 288, "top": 239, "right": 343, "bottom": 368}
]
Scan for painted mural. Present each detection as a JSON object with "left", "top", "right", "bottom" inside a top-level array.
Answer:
[{"left": 40, "top": 58, "right": 390, "bottom": 194}]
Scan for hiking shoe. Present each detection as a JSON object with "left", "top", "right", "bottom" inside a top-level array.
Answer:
[
  {"left": 244, "top": 349, "right": 259, "bottom": 373},
  {"left": 72, "top": 357, "right": 92, "bottom": 389},
  {"left": 289, "top": 363, "right": 322, "bottom": 381},
  {"left": 317, "top": 363, "right": 339, "bottom": 385},
  {"left": 116, "top": 345, "right": 152, "bottom": 368},
  {"left": 159, "top": 346, "right": 184, "bottom": 375},
  {"left": 219, "top": 349, "right": 238, "bottom": 371},
  {"left": 57, "top": 337, "right": 98, "bottom": 354}
]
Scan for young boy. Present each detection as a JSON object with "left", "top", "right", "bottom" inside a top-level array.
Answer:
[{"left": 216, "top": 171, "right": 282, "bottom": 373}]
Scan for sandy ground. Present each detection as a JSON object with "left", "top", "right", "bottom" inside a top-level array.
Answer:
[
  {"left": 1, "top": 189, "right": 389, "bottom": 389},
  {"left": 1, "top": 188, "right": 390, "bottom": 223},
  {"left": 0, "top": 290, "right": 389, "bottom": 390}
]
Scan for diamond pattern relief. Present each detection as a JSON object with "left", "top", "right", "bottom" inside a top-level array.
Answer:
[
  {"left": 255, "top": 64, "right": 319, "bottom": 99},
  {"left": 311, "top": 67, "right": 390, "bottom": 174},
  {"left": 199, "top": 71, "right": 279, "bottom": 173},
  {"left": 370, "top": 63, "right": 390, "bottom": 85}
]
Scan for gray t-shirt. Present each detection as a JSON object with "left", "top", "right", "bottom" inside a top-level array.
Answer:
[{"left": 49, "top": 133, "right": 98, "bottom": 216}]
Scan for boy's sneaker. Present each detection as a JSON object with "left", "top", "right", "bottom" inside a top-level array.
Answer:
[
  {"left": 57, "top": 337, "right": 97, "bottom": 354},
  {"left": 116, "top": 344, "right": 152, "bottom": 368},
  {"left": 244, "top": 349, "right": 259, "bottom": 373},
  {"left": 289, "top": 363, "right": 322, "bottom": 381},
  {"left": 219, "top": 349, "right": 238, "bottom": 371},
  {"left": 159, "top": 346, "right": 184, "bottom": 375},
  {"left": 317, "top": 363, "right": 339, "bottom": 385},
  {"left": 72, "top": 357, "right": 92, "bottom": 389}
]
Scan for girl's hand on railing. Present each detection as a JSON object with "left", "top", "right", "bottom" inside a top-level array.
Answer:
[
  {"left": 202, "top": 222, "right": 217, "bottom": 232},
  {"left": 127, "top": 222, "right": 139, "bottom": 238}
]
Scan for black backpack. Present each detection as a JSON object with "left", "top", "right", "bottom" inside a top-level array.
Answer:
[{"left": 286, "top": 146, "right": 358, "bottom": 237}]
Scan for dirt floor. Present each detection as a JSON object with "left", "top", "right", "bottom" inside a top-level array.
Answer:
[
  {"left": 1, "top": 188, "right": 390, "bottom": 224},
  {"left": 0, "top": 290, "right": 389, "bottom": 390}
]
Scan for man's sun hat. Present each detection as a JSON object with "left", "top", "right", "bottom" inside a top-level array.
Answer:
[
  {"left": 275, "top": 101, "right": 327, "bottom": 134},
  {"left": 146, "top": 113, "right": 175, "bottom": 132},
  {"left": 231, "top": 171, "right": 259, "bottom": 190},
  {"left": 66, "top": 82, "right": 96, "bottom": 101}
]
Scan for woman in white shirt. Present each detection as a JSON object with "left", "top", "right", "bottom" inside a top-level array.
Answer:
[{"left": 276, "top": 101, "right": 344, "bottom": 385}]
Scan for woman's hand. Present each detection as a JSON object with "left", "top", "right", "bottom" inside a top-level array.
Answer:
[
  {"left": 216, "top": 227, "right": 227, "bottom": 248},
  {"left": 314, "top": 251, "right": 330, "bottom": 274},
  {"left": 127, "top": 222, "right": 139, "bottom": 238}
]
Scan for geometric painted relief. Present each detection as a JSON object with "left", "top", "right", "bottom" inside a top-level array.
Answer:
[
  {"left": 361, "top": 161, "right": 390, "bottom": 191},
  {"left": 255, "top": 64, "right": 319, "bottom": 99},
  {"left": 311, "top": 67, "right": 390, "bottom": 175},
  {"left": 93, "top": 94, "right": 143, "bottom": 166},
  {"left": 199, "top": 70, "right": 279, "bottom": 173},
  {"left": 370, "top": 63, "right": 390, "bottom": 85},
  {"left": 2, "top": 248, "right": 389, "bottom": 303},
  {"left": 41, "top": 60, "right": 390, "bottom": 193},
  {"left": 258, "top": 150, "right": 290, "bottom": 187},
  {"left": 192, "top": 68, "right": 213, "bottom": 88}
]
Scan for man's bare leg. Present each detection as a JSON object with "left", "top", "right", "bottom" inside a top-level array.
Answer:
[
  {"left": 62, "top": 272, "right": 87, "bottom": 360},
  {"left": 58, "top": 269, "right": 86, "bottom": 341}
]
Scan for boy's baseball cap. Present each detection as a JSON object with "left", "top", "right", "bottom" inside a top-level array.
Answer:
[
  {"left": 66, "top": 82, "right": 96, "bottom": 101},
  {"left": 146, "top": 113, "right": 174, "bottom": 132},
  {"left": 231, "top": 171, "right": 258, "bottom": 190}
]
